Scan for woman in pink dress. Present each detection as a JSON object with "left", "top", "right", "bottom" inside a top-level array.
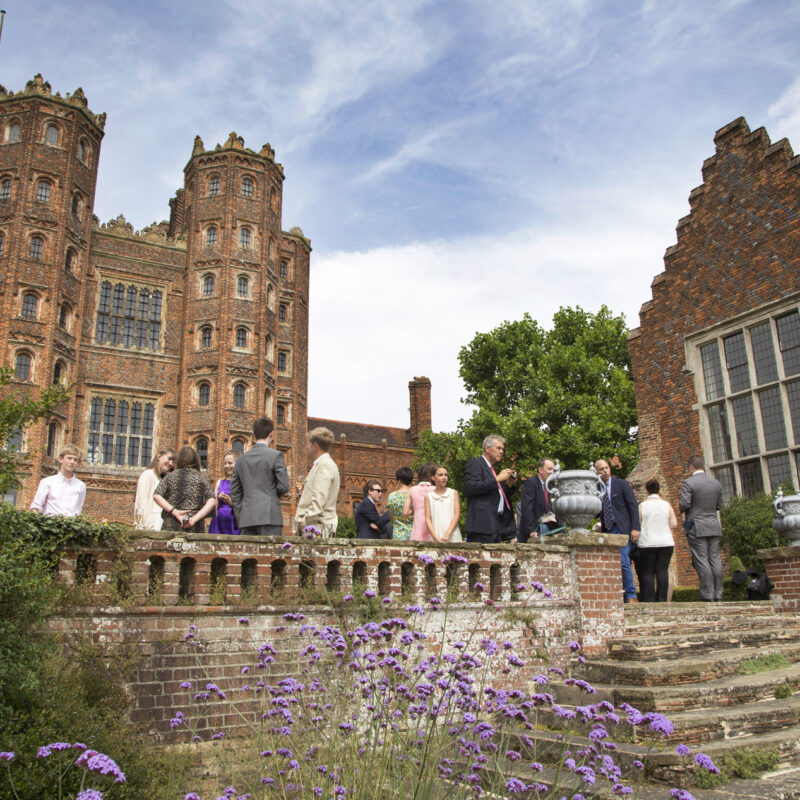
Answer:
[{"left": 404, "top": 462, "right": 438, "bottom": 541}]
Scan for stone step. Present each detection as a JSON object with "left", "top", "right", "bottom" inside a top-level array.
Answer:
[
  {"left": 550, "top": 665, "right": 800, "bottom": 712},
  {"left": 607, "top": 623, "right": 800, "bottom": 661},
  {"left": 624, "top": 614, "right": 785, "bottom": 639},
  {"left": 623, "top": 601, "right": 776, "bottom": 618},
  {"left": 576, "top": 641, "right": 800, "bottom": 687}
]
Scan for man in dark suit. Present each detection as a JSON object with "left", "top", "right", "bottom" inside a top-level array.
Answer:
[
  {"left": 595, "top": 458, "right": 640, "bottom": 603},
  {"left": 680, "top": 454, "right": 723, "bottom": 601},
  {"left": 518, "top": 457, "right": 556, "bottom": 543},
  {"left": 464, "top": 434, "right": 515, "bottom": 544},
  {"left": 355, "top": 479, "right": 392, "bottom": 540},
  {"left": 230, "top": 416, "right": 290, "bottom": 536}
]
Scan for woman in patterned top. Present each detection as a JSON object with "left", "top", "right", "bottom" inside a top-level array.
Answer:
[
  {"left": 385, "top": 466, "right": 414, "bottom": 540},
  {"left": 153, "top": 445, "right": 216, "bottom": 533}
]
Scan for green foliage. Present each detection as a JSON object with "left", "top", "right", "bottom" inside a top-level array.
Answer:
[
  {"left": 336, "top": 514, "right": 356, "bottom": 539},
  {"left": 696, "top": 747, "right": 780, "bottom": 788},
  {"left": 0, "top": 367, "right": 70, "bottom": 494},
  {"left": 737, "top": 653, "right": 790, "bottom": 675},
  {"left": 775, "top": 682, "right": 793, "bottom": 699},
  {"left": 671, "top": 578, "right": 746, "bottom": 602},
  {"left": 415, "top": 306, "right": 639, "bottom": 483},
  {"left": 0, "top": 506, "right": 185, "bottom": 799},
  {"left": 721, "top": 490, "right": 787, "bottom": 570},
  {"left": 208, "top": 574, "right": 227, "bottom": 605}
]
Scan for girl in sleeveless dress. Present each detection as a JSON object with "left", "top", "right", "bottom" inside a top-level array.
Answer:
[
  {"left": 209, "top": 450, "right": 240, "bottom": 535},
  {"left": 424, "top": 465, "right": 462, "bottom": 543}
]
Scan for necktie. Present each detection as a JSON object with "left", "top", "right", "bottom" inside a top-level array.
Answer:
[
  {"left": 601, "top": 486, "right": 614, "bottom": 531},
  {"left": 489, "top": 463, "right": 510, "bottom": 510},
  {"left": 541, "top": 479, "right": 549, "bottom": 511}
]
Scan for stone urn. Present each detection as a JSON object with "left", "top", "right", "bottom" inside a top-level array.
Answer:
[
  {"left": 773, "top": 488, "right": 800, "bottom": 547},
  {"left": 545, "top": 462, "right": 606, "bottom": 530}
]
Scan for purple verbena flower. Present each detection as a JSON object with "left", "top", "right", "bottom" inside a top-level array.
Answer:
[
  {"left": 473, "top": 581, "right": 485, "bottom": 592},
  {"left": 343, "top": 595, "right": 354, "bottom": 602},
  {"left": 675, "top": 744, "right": 691, "bottom": 756},
  {"left": 280, "top": 542, "right": 292, "bottom": 551},
  {"left": 184, "top": 794, "right": 202, "bottom": 800},
  {"left": 75, "top": 791, "right": 104, "bottom": 800},
  {"left": 238, "top": 617, "right": 250, "bottom": 625},
  {"left": 694, "top": 753, "right": 719, "bottom": 774},
  {"left": 505, "top": 777, "right": 527, "bottom": 794},
  {"left": 417, "top": 553, "right": 434, "bottom": 565},
  {"left": 363, "top": 590, "right": 376, "bottom": 598},
  {"left": 0, "top": 752, "right": 14, "bottom": 762},
  {"left": 180, "top": 681, "right": 192, "bottom": 689},
  {"left": 75, "top": 751, "right": 126, "bottom": 783},
  {"left": 670, "top": 791, "right": 697, "bottom": 800},
  {"left": 568, "top": 640, "right": 581, "bottom": 651}
]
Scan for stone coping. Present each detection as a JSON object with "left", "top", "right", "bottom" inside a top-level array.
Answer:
[
  {"left": 89, "top": 528, "right": 627, "bottom": 553},
  {"left": 758, "top": 545, "right": 800, "bottom": 559}
]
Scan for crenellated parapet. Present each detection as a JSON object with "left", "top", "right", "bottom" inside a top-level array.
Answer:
[{"left": 93, "top": 214, "right": 187, "bottom": 248}]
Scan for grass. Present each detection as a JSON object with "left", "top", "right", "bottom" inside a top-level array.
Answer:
[
  {"left": 696, "top": 747, "right": 781, "bottom": 788},
  {"left": 736, "top": 653, "right": 790, "bottom": 675}
]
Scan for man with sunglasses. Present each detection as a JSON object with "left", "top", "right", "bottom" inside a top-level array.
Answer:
[{"left": 355, "top": 479, "right": 392, "bottom": 540}]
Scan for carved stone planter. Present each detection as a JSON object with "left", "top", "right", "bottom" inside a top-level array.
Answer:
[
  {"left": 545, "top": 463, "right": 606, "bottom": 530},
  {"left": 773, "top": 488, "right": 800, "bottom": 547}
]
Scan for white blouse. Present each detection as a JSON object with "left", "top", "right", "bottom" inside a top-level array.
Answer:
[{"left": 638, "top": 495, "right": 674, "bottom": 548}]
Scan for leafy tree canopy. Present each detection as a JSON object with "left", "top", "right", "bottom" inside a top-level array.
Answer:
[
  {"left": 0, "top": 367, "right": 70, "bottom": 494},
  {"left": 416, "top": 306, "right": 638, "bottom": 489}
]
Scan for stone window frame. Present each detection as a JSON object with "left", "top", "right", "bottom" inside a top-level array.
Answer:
[
  {"left": 197, "top": 381, "right": 211, "bottom": 407},
  {"left": 234, "top": 325, "right": 251, "bottom": 351},
  {"left": 276, "top": 402, "right": 291, "bottom": 426},
  {"left": 231, "top": 437, "right": 246, "bottom": 455},
  {"left": 236, "top": 274, "right": 251, "bottom": 298},
  {"left": 279, "top": 259, "right": 290, "bottom": 280},
  {"left": 43, "top": 122, "right": 60, "bottom": 146},
  {"left": 241, "top": 175, "right": 255, "bottom": 199},
  {"left": 239, "top": 226, "right": 252, "bottom": 249},
  {"left": 688, "top": 294, "right": 800, "bottom": 502},
  {"left": 58, "top": 302, "right": 71, "bottom": 331},
  {"left": 14, "top": 349, "right": 33, "bottom": 382},
  {"left": 201, "top": 272, "right": 216, "bottom": 297},
  {"left": 5, "top": 120, "right": 20, "bottom": 144},
  {"left": 29, "top": 233, "right": 45, "bottom": 260},
  {"left": 277, "top": 349, "right": 290, "bottom": 375},
  {"left": 46, "top": 419, "right": 61, "bottom": 458},
  {"left": 194, "top": 436, "right": 209, "bottom": 469},
  {"left": 64, "top": 246, "right": 77, "bottom": 273},
  {"left": 35, "top": 177, "right": 52, "bottom": 204},
  {"left": 232, "top": 381, "right": 248, "bottom": 409},
  {"left": 264, "top": 334, "right": 274, "bottom": 362},
  {"left": 93, "top": 275, "right": 166, "bottom": 352},
  {"left": 20, "top": 290, "right": 40, "bottom": 319},
  {"left": 53, "top": 358, "right": 67, "bottom": 385},
  {"left": 278, "top": 303, "right": 288, "bottom": 323},
  {"left": 204, "top": 225, "right": 218, "bottom": 247},
  {"left": 0, "top": 175, "right": 12, "bottom": 200},
  {"left": 199, "top": 325, "right": 214, "bottom": 349},
  {"left": 86, "top": 393, "right": 158, "bottom": 468},
  {"left": 71, "top": 191, "right": 83, "bottom": 221},
  {"left": 208, "top": 174, "right": 221, "bottom": 197},
  {"left": 77, "top": 138, "right": 89, "bottom": 164}
]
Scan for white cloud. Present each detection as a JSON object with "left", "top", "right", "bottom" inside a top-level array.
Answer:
[{"left": 768, "top": 75, "right": 800, "bottom": 149}]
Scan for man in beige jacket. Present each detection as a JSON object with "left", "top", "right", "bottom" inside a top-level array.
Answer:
[{"left": 294, "top": 427, "right": 340, "bottom": 538}]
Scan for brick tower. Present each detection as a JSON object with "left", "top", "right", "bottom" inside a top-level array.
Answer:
[{"left": 0, "top": 75, "right": 105, "bottom": 499}]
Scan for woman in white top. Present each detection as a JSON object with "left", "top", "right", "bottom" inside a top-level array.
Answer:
[
  {"left": 134, "top": 447, "right": 175, "bottom": 530},
  {"left": 424, "top": 465, "right": 462, "bottom": 543},
  {"left": 637, "top": 478, "right": 677, "bottom": 602}
]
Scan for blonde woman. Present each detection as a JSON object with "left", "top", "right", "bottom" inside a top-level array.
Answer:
[
  {"left": 209, "top": 450, "right": 240, "bottom": 535},
  {"left": 134, "top": 447, "right": 175, "bottom": 530},
  {"left": 424, "top": 465, "right": 462, "bottom": 543}
]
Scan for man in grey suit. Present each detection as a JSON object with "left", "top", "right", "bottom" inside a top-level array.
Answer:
[
  {"left": 230, "top": 416, "right": 290, "bottom": 536},
  {"left": 679, "top": 454, "right": 723, "bottom": 601}
]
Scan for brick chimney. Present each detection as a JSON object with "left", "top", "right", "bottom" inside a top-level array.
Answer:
[{"left": 408, "top": 376, "right": 432, "bottom": 443}]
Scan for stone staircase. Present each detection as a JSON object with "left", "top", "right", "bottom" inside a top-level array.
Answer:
[{"left": 532, "top": 602, "right": 800, "bottom": 796}]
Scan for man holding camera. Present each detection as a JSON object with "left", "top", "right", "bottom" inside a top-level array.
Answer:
[{"left": 464, "top": 434, "right": 517, "bottom": 544}]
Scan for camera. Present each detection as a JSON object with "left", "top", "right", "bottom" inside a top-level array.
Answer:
[
  {"left": 182, "top": 514, "right": 191, "bottom": 526},
  {"left": 510, "top": 470, "right": 517, "bottom": 479}
]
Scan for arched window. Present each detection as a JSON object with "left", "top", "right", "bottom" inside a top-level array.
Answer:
[
  {"left": 278, "top": 304, "right": 287, "bottom": 323},
  {"left": 46, "top": 422, "right": 58, "bottom": 457},
  {"left": 277, "top": 351, "right": 287, "bottom": 372},
  {"left": 21, "top": 292, "right": 38, "bottom": 318},
  {"left": 64, "top": 248, "right": 75, "bottom": 272},
  {"left": 280, "top": 261, "right": 288, "bottom": 279},
  {"left": 53, "top": 360, "right": 65, "bottom": 384},
  {"left": 0, "top": 178, "right": 11, "bottom": 200},
  {"left": 202, "top": 274, "right": 215, "bottom": 296},
  {"left": 205, "top": 226, "right": 217, "bottom": 246},
  {"left": 277, "top": 404, "right": 286, "bottom": 425},
  {"left": 198, "top": 382, "right": 210, "bottom": 406},
  {"left": 200, "top": 326, "right": 213, "bottom": 348},
  {"left": 35, "top": 180, "right": 51, "bottom": 203},
  {"left": 231, "top": 438, "right": 245, "bottom": 455},
  {"left": 29, "top": 236, "right": 44, "bottom": 260},
  {"left": 7, "top": 123, "right": 19, "bottom": 143},
  {"left": 233, "top": 383, "right": 246, "bottom": 408},
  {"left": 265, "top": 335, "right": 274, "bottom": 361},
  {"left": 58, "top": 304, "right": 69, "bottom": 329},
  {"left": 77, "top": 140, "right": 87, "bottom": 162},
  {"left": 45, "top": 124, "right": 59, "bottom": 145},
  {"left": 270, "top": 186, "right": 278, "bottom": 211},
  {"left": 237, "top": 275, "right": 249, "bottom": 296},
  {"left": 0, "top": 233, "right": 4, "bottom": 257},
  {"left": 71, "top": 194, "right": 81, "bottom": 219},
  {"left": 195, "top": 437, "right": 208, "bottom": 469},
  {"left": 241, "top": 176, "right": 254, "bottom": 198},
  {"left": 239, "top": 227, "right": 251, "bottom": 248},
  {"left": 15, "top": 352, "right": 31, "bottom": 380},
  {"left": 208, "top": 175, "right": 220, "bottom": 196},
  {"left": 235, "top": 327, "right": 248, "bottom": 348}
]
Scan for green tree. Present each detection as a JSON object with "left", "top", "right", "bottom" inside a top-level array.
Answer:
[
  {"left": 416, "top": 306, "right": 638, "bottom": 480},
  {"left": 0, "top": 367, "right": 69, "bottom": 494},
  {"left": 721, "top": 489, "right": 789, "bottom": 570}
]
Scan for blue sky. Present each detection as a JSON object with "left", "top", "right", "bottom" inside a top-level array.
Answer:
[{"left": 5, "top": 1, "right": 800, "bottom": 431}]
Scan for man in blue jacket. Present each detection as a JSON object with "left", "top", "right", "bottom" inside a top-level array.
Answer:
[
  {"left": 595, "top": 458, "right": 640, "bottom": 603},
  {"left": 355, "top": 479, "right": 392, "bottom": 540},
  {"left": 464, "top": 434, "right": 515, "bottom": 544}
]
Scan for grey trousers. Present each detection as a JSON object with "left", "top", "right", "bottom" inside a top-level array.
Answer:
[
  {"left": 687, "top": 533, "right": 723, "bottom": 600},
  {"left": 241, "top": 524, "right": 282, "bottom": 537}
]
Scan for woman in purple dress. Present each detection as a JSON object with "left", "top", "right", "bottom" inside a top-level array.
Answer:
[{"left": 209, "top": 450, "right": 240, "bottom": 535}]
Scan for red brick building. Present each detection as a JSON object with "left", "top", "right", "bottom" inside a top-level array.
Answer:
[
  {"left": 0, "top": 75, "right": 430, "bottom": 523},
  {"left": 628, "top": 117, "right": 800, "bottom": 585}
]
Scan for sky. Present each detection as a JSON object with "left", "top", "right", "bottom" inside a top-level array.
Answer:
[{"left": 4, "top": 0, "right": 800, "bottom": 431}]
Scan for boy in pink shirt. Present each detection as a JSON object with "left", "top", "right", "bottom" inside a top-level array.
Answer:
[{"left": 30, "top": 444, "right": 86, "bottom": 517}]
